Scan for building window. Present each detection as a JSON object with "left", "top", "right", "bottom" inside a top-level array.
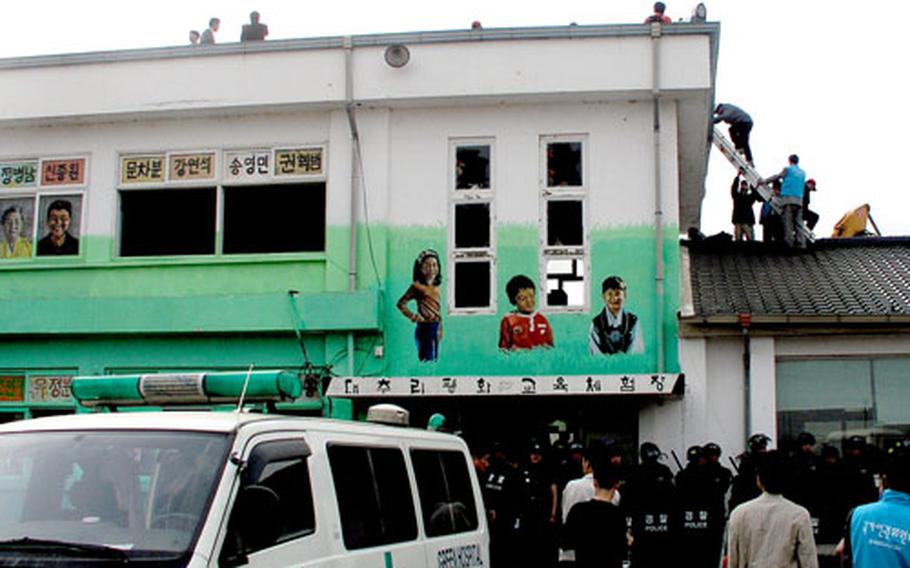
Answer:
[
  {"left": 540, "top": 136, "right": 587, "bottom": 309},
  {"left": 117, "top": 148, "right": 326, "bottom": 258},
  {"left": 449, "top": 139, "right": 495, "bottom": 313},
  {"left": 223, "top": 184, "right": 326, "bottom": 254},
  {"left": 776, "top": 356, "right": 910, "bottom": 451},
  {"left": 119, "top": 188, "right": 217, "bottom": 256}
]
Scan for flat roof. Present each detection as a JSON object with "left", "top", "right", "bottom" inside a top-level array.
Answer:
[{"left": 0, "top": 22, "right": 720, "bottom": 70}]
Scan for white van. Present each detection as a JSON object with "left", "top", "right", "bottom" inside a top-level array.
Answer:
[{"left": 0, "top": 371, "right": 489, "bottom": 567}]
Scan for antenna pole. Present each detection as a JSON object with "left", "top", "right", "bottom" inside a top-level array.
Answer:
[{"left": 235, "top": 364, "right": 255, "bottom": 413}]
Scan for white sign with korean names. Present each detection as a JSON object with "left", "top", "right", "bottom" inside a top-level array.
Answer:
[{"left": 328, "top": 373, "right": 684, "bottom": 397}]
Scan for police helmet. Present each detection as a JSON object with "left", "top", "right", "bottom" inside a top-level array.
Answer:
[
  {"left": 640, "top": 442, "right": 661, "bottom": 463},
  {"left": 844, "top": 435, "right": 866, "bottom": 452},
  {"left": 703, "top": 442, "right": 722, "bottom": 458},
  {"left": 796, "top": 432, "right": 816, "bottom": 447},
  {"left": 748, "top": 433, "right": 771, "bottom": 453},
  {"left": 686, "top": 445, "right": 702, "bottom": 462}
]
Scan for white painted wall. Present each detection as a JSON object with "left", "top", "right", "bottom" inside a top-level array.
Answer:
[
  {"left": 648, "top": 332, "right": 910, "bottom": 463},
  {"left": 0, "top": 33, "right": 712, "bottom": 122}
]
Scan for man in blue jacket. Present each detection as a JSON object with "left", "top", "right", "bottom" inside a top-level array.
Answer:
[
  {"left": 763, "top": 154, "right": 807, "bottom": 249},
  {"left": 845, "top": 447, "right": 910, "bottom": 567}
]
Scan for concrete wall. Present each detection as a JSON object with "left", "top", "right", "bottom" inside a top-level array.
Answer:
[{"left": 644, "top": 333, "right": 910, "bottom": 461}]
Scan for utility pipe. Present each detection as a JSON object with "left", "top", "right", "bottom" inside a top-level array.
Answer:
[
  {"left": 344, "top": 36, "right": 360, "bottom": 377},
  {"left": 740, "top": 313, "right": 753, "bottom": 442},
  {"left": 650, "top": 22, "right": 665, "bottom": 373}
]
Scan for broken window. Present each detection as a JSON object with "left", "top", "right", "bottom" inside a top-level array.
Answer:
[
  {"left": 546, "top": 200, "right": 583, "bottom": 246},
  {"left": 546, "top": 142, "right": 582, "bottom": 187},
  {"left": 454, "top": 203, "right": 491, "bottom": 249},
  {"left": 449, "top": 139, "right": 495, "bottom": 313},
  {"left": 541, "top": 136, "right": 587, "bottom": 310},
  {"left": 455, "top": 145, "right": 490, "bottom": 190},
  {"left": 119, "top": 188, "right": 216, "bottom": 256},
  {"left": 223, "top": 183, "right": 325, "bottom": 254},
  {"left": 453, "top": 261, "right": 491, "bottom": 309},
  {"left": 545, "top": 258, "right": 585, "bottom": 307}
]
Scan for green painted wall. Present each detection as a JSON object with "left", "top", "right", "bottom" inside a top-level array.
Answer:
[
  {"left": 385, "top": 224, "right": 680, "bottom": 376},
  {"left": 0, "top": 218, "right": 678, "bottom": 408}
]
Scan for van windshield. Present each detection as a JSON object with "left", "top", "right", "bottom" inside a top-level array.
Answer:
[{"left": 0, "top": 430, "right": 230, "bottom": 564}]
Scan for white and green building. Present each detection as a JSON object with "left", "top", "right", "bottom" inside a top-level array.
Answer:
[{"left": 0, "top": 22, "right": 720, "bottom": 450}]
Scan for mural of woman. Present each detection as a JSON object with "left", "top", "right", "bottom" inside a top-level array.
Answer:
[{"left": 396, "top": 249, "right": 443, "bottom": 362}]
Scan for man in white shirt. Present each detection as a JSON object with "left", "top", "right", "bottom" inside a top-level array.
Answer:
[{"left": 728, "top": 450, "right": 818, "bottom": 568}]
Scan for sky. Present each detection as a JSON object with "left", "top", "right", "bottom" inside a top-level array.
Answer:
[{"left": 2, "top": 0, "right": 908, "bottom": 237}]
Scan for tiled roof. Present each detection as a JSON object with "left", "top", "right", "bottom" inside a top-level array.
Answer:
[{"left": 684, "top": 237, "right": 910, "bottom": 318}]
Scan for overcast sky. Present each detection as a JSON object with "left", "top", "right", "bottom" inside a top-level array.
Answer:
[{"left": 3, "top": 0, "right": 907, "bottom": 237}]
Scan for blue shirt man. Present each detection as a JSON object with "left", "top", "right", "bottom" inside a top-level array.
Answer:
[
  {"left": 763, "top": 154, "right": 808, "bottom": 249},
  {"left": 846, "top": 448, "right": 910, "bottom": 567}
]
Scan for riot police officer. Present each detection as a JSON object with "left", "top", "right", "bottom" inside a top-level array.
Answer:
[
  {"left": 702, "top": 442, "right": 733, "bottom": 566},
  {"left": 483, "top": 442, "right": 523, "bottom": 567},
  {"left": 787, "top": 432, "right": 821, "bottom": 532},
  {"left": 675, "top": 445, "right": 718, "bottom": 568},
  {"left": 624, "top": 442, "right": 674, "bottom": 568},
  {"left": 842, "top": 435, "right": 879, "bottom": 510},
  {"left": 729, "top": 433, "right": 770, "bottom": 511},
  {"left": 518, "top": 442, "right": 558, "bottom": 567}
]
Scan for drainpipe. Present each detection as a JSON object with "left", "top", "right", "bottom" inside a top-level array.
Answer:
[
  {"left": 650, "top": 22, "right": 665, "bottom": 372},
  {"left": 740, "top": 313, "right": 752, "bottom": 441},
  {"left": 344, "top": 36, "right": 358, "bottom": 377}
]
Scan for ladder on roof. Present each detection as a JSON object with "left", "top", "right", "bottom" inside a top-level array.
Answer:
[{"left": 712, "top": 126, "right": 815, "bottom": 243}]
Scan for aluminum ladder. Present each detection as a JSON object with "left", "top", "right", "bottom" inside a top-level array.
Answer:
[{"left": 712, "top": 126, "right": 815, "bottom": 243}]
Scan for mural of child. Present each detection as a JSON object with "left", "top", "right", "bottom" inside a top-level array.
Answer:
[
  {"left": 589, "top": 275, "right": 644, "bottom": 355},
  {"left": 397, "top": 249, "right": 443, "bottom": 362},
  {"left": 499, "top": 274, "right": 554, "bottom": 350}
]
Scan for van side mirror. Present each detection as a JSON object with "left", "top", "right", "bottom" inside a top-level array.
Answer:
[{"left": 220, "top": 485, "right": 282, "bottom": 566}]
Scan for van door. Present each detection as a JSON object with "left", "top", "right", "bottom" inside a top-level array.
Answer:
[
  {"left": 410, "top": 448, "right": 489, "bottom": 568},
  {"left": 217, "top": 437, "right": 326, "bottom": 567},
  {"left": 325, "top": 444, "right": 426, "bottom": 567}
]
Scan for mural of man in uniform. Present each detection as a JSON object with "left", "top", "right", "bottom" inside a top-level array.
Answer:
[
  {"left": 589, "top": 275, "right": 643, "bottom": 355},
  {"left": 396, "top": 249, "right": 443, "bottom": 362},
  {"left": 499, "top": 274, "right": 554, "bottom": 350}
]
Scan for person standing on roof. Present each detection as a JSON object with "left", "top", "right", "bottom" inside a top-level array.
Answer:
[
  {"left": 762, "top": 154, "right": 808, "bottom": 249},
  {"left": 803, "top": 178, "right": 820, "bottom": 230},
  {"left": 714, "top": 103, "right": 754, "bottom": 166},
  {"left": 645, "top": 2, "right": 672, "bottom": 24},
  {"left": 201, "top": 18, "right": 220, "bottom": 45},
  {"left": 731, "top": 174, "right": 758, "bottom": 241},
  {"left": 241, "top": 11, "right": 269, "bottom": 42}
]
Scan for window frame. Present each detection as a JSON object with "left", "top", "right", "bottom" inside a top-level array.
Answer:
[
  {"left": 326, "top": 443, "right": 418, "bottom": 550},
  {"left": 115, "top": 146, "right": 327, "bottom": 259},
  {"left": 539, "top": 134, "right": 589, "bottom": 312},
  {"left": 409, "top": 448, "right": 480, "bottom": 538},
  {"left": 447, "top": 138, "right": 496, "bottom": 315}
]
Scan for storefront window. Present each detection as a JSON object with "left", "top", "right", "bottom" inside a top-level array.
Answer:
[{"left": 776, "top": 357, "right": 910, "bottom": 451}]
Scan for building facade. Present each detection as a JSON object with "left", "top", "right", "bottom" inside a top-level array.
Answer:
[
  {"left": 675, "top": 238, "right": 910, "bottom": 463},
  {"left": 0, "top": 23, "right": 720, "bottom": 452}
]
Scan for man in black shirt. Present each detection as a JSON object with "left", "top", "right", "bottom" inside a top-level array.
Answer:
[
  {"left": 564, "top": 460, "right": 628, "bottom": 568},
  {"left": 241, "top": 11, "right": 269, "bottom": 42}
]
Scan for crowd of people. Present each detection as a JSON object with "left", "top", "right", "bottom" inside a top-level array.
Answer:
[
  {"left": 188, "top": 11, "right": 269, "bottom": 46},
  {"left": 470, "top": 432, "right": 908, "bottom": 567},
  {"left": 715, "top": 101, "right": 820, "bottom": 249}
]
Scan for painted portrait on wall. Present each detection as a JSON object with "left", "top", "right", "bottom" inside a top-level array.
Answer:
[
  {"left": 499, "top": 274, "right": 554, "bottom": 350},
  {"left": 589, "top": 275, "right": 643, "bottom": 355},
  {"left": 396, "top": 249, "right": 443, "bottom": 362},
  {"left": 0, "top": 197, "right": 36, "bottom": 259},
  {"left": 36, "top": 195, "right": 82, "bottom": 256}
]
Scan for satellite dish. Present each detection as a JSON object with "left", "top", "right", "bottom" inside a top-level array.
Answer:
[{"left": 384, "top": 44, "right": 410, "bottom": 68}]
